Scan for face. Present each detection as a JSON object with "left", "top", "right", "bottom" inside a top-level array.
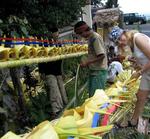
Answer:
[
  {"left": 76, "top": 29, "right": 91, "bottom": 39},
  {"left": 116, "top": 34, "right": 128, "bottom": 47}
]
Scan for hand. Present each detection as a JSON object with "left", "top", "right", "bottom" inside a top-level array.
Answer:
[
  {"left": 128, "top": 57, "right": 136, "bottom": 62},
  {"left": 117, "top": 55, "right": 125, "bottom": 63},
  {"left": 131, "top": 71, "right": 141, "bottom": 79},
  {"left": 80, "top": 61, "right": 89, "bottom": 67},
  {"left": 132, "top": 63, "right": 142, "bottom": 71}
]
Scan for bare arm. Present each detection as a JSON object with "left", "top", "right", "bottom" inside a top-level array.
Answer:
[
  {"left": 88, "top": 53, "right": 105, "bottom": 64},
  {"left": 80, "top": 54, "right": 105, "bottom": 67}
]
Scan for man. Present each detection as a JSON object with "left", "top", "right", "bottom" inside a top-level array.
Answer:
[
  {"left": 74, "top": 21, "right": 108, "bottom": 97},
  {"left": 38, "top": 27, "right": 68, "bottom": 119}
]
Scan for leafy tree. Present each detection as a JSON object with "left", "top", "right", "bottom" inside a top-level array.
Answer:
[
  {"left": 105, "top": 0, "right": 119, "bottom": 8},
  {"left": 91, "top": 0, "right": 104, "bottom": 7},
  {"left": 0, "top": 0, "right": 87, "bottom": 35}
]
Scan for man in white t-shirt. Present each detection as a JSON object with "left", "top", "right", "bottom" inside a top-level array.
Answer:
[{"left": 107, "top": 61, "right": 123, "bottom": 83}]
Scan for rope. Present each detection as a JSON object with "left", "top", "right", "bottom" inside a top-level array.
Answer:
[
  {"left": 0, "top": 41, "right": 85, "bottom": 46},
  {"left": 0, "top": 37, "right": 86, "bottom": 46}
]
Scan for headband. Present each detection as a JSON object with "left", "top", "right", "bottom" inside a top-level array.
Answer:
[
  {"left": 109, "top": 26, "right": 124, "bottom": 43},
  {"left": 74, "top": 24, "right": 89, "bottom": 34}
]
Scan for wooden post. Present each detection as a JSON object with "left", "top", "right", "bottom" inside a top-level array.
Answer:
[
  {"left": 82, "top": 0, "right": 92, "bottom": 28},
  {"left": 137, "top": 116, "right": 149, "bottom": 134}
]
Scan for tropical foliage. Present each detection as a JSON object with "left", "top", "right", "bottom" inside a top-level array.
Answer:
[
  {"left": 105, "top": 0, "right": 119, "bottom": 8},
  {"left": 0, "top": 0, "right": 87, "bottom": 36}
]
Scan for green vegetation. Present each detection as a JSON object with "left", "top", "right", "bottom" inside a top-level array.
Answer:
[{"left": 0, "top": 0, "right": 87, "bottom": 36}]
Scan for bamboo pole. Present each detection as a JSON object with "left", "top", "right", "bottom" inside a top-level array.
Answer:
[
  {"left": 64, "top": 81, "right": 88, "bottom": 110},
  {"left": 0, "top": 52, "right": 88, "bottom": 69}
]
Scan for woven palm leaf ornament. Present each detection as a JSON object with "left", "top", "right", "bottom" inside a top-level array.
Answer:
[{"left": 0, "top": 37, "right": 88, "bottom": 68}]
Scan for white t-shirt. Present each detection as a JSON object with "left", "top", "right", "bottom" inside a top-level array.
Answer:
[
  {"left": 107, "top": 61, "right": 123, "bottom": 82},
  {"left": 133, "top": 33, "right": 150, "bottom": 66}
]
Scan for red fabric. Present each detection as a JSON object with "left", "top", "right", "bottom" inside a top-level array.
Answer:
[{"left": 101, "top": 102, "right": 120, "bottom": 126}]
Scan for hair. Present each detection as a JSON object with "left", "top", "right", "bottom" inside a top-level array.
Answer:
[
  {"left": 74, "top": 21, "right": 91, "bottom": 32},
  {"left": 124, "top": 30, "right": 139, "bottom": 44},
  {"left": 49, "top": 27, "right": 58, "bottom": 33},
  {"left": 109, "top": 45, "right": 115, "bottom": 50}
]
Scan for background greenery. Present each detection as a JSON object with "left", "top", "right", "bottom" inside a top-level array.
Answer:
[{"left": 0, "top": 0, "right": 119, "bottom": 36}]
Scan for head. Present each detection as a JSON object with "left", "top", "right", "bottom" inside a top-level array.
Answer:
[
  {"left": 109, "top": 26, "right": 128, "bottom": 47},
  {"left": 74, "top": 21, "right": 91, "bottom": 38},
  {"left": 49, "top": 27, "right": 59, "bottom": 40},
  {"left": 109, "top": 46, "right": 115, "bottom": 53}
]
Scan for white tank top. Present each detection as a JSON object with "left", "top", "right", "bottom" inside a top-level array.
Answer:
[{"left": 133, "top": 33, "right": 150, "bottom": 66}]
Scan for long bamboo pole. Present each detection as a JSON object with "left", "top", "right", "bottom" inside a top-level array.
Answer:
[{"left": 0, "top": 52, "right": 88, "bottom": 69}]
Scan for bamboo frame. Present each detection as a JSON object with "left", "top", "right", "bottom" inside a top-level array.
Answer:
[{"left": 0, "top": 52, "right": 88, "bottom": 69}]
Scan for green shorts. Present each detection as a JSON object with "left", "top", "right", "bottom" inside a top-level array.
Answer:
[{"left": 88, "top": 69, "right": 108, "bottom": 97}]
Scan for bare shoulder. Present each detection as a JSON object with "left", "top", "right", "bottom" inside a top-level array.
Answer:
[
  {"left": 135, "top": 33, "right": 149, "bottom": 40},
  {"left": 135, "top": 33, "right": 150, "bottom": 58},
  {"left": 135, "top": 33, "right": 150, "bottom": 47}
]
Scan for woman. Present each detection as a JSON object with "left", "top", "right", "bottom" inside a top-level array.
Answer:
[{"left": 109, "top": 26, "right": 150, "bottom": 127}]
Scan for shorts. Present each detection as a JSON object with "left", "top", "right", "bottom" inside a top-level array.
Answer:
[
  {"left": 89, "top": 69, "right": 108, "bottom": 97},
  {"left": 140, "top": 70, "right": 150, "bottom": 91}
]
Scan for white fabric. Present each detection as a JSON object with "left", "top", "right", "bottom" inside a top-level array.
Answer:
[
  {"left": 133, "top": 33, "right": 150, "bottom": 66},
  {"left": 107, "top": 61, "right": 123, "bottom": 82}
]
